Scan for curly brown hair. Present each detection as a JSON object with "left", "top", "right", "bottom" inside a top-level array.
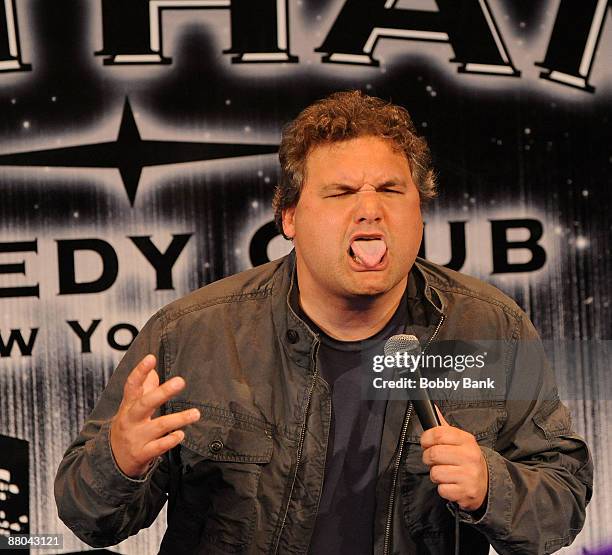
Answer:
[{"left": 273, "top": 90, "right": 437, "bottom": 237}]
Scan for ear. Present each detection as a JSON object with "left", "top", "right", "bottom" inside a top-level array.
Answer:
[{"left": 282, "top": 206, "right": 296, "bottom": 239}]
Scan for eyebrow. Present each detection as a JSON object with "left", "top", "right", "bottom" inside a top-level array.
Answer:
[{"left": 376, "top": 180, "right": 407, "bottom": 190}]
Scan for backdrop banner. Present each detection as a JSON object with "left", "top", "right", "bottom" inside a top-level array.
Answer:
[{"left": 0, "top": 1, "right": 610, "bottom": 553}]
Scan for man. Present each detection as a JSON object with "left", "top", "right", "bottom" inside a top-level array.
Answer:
[{"left": 55, "top": 91, "right": 592, "bottom": 554}]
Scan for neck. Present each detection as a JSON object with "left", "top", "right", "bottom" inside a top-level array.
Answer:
[{"left": 297, "top": 276, "right": 408, "bottom": 342}]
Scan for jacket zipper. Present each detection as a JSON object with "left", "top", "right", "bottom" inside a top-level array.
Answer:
[
  {"left": 272, "top": 341, "right": 321, "bottom": 554},
  {"left": 383, "top": 401, "right": 413, "bottom": 555},
  {"left": 383, "top": 314, "right": 445, "bottom": 555},
  {"left": 304, "top": 377, "right": 332, "bottom": 554}
]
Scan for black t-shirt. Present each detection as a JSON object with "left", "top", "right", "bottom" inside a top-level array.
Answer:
[{"left": 298, "top": 293, "right": 409, "bottom": 555}]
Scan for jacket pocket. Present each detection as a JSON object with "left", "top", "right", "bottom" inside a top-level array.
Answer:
[
  {"left": 439, "top": 401, "right": 506, "bottom": 448},
  {"left": 164, "top": 402, "right": 273, "bottom": 554}
]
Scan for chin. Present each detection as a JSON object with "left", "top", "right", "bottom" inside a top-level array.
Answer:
[
  {"left": 348, "top": 268, "right": 409, "bottom": 297},
  {"left": 347, "top": 279, "right": 392, "bottom": 297}
]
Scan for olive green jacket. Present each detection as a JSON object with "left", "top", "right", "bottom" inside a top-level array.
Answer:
[{"left": 55, "top": 252, "right": 593, "bottom": 554}]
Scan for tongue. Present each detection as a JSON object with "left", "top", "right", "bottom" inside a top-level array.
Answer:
[{"left": 351, "top": 239, "right": 387, "bottom": 268}]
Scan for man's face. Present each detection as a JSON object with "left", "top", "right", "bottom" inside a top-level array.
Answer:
[{"left": 282, "top": 135, "right": 423, "bottom": 302}]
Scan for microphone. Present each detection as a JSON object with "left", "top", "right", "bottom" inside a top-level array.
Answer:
[{"left": 384, "top": 334, "right": 441, "bottom": 430}]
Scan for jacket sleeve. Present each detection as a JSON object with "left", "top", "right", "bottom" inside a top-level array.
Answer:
[
  {"left": 455, "top": 315, "right": 593, "bottom": 554},
  {"left": 54, "top": 312, "right": 171, "bottom": 548}
]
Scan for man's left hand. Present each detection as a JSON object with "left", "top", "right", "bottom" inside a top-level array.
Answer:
[{"left": 420, "top": 406, "right": 489, "bottom": 512}]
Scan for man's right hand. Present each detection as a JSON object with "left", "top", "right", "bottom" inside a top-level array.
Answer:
[{"left": 109, "top": 354, "right": 201, "bottom": 478}]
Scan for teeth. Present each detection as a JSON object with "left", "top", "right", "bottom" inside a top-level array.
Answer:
[{"left": 348, "top": 246, "right": 362, "bottom": 264}]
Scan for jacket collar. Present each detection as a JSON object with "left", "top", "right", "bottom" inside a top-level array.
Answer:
[
  {"left": 271, "top": 251, "right": 445, "bottom": 369},
  {"left": 271, "top": 251, "right": 319, "bottom": 369}
]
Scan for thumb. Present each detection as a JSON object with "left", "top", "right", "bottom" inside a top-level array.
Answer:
[{"left": 434, "top": 404, "right": 450, "bottom": 426}]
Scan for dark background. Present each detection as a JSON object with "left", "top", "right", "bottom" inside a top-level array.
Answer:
[{"left": 0, "top": 1, "right": 610, "bottom": 552}]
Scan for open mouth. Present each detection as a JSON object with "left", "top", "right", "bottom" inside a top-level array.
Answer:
[{"left": 348, "top": 237, "right": 388, "bottom": 269}]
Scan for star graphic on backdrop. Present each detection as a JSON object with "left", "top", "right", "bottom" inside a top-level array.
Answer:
[{"left": 0, "top": 99, "right": 278, "bottom": 205}]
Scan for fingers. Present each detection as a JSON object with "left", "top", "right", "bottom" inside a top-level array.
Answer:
[
  {"left": 428, "top": 464, "right": 462, "bottom": 484},
  {"left": 436, "top": 483, "right": 462, "bottom": 503},
  {"left": 129, "top": 376, "right": 186, "bottom": 421},
  {"left": 424, "top": 445, "right": 489, "bottom": 511},
  {"left": 421, "top": 424, "right": 466, "bottom": 450},
  {"left": 140, "top": 408, "right": 200, "bottom": 443},
  {"left": 434, "top": 404, "right": 449, "bottom": 426},
  {"left": 140, "top": 430, "right": 185, "bottom": 462},
  {"left": 423, "top": 442, "right": 484, "bottom": 467},
  {"left": 112, "top": 357, "right": 198, "bottom": 478},
  {"left": 139, "top": 407, "right": 201, "bottom": 459},
  {"left": 142, "top": 366, "right": 160, "bottom": 395},
  {"left": 123, "top": 354, "right": 157, "bottom": 404},
  {"left": 437, "top": 481, "right": 487, "bottom": 511},
  {"left": 110, "top": 407, "right": 199, "bottom": 477},
  {"left": 422, "top": 444, "right": 471, "bottom": 466}
]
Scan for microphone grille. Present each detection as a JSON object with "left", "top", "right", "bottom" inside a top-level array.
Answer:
[{"left": 384, "top": 334, "right": 421, "bottom": 356}]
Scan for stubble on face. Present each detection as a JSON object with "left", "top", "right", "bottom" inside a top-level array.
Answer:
[{"left": 282, "top": 136, "right": 423, "bottom": 310}]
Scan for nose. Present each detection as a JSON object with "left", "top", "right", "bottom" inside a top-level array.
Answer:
[{"left": 353, "top": 189, "right": 383, "bottom": 224}]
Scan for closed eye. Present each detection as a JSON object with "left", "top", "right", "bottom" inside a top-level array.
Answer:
[
  {"left": 377, "top": 180, "right": 406, "bottom": 194},
  {"left": 326, "top": 189, "right": 355, "bottom": 198}
]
